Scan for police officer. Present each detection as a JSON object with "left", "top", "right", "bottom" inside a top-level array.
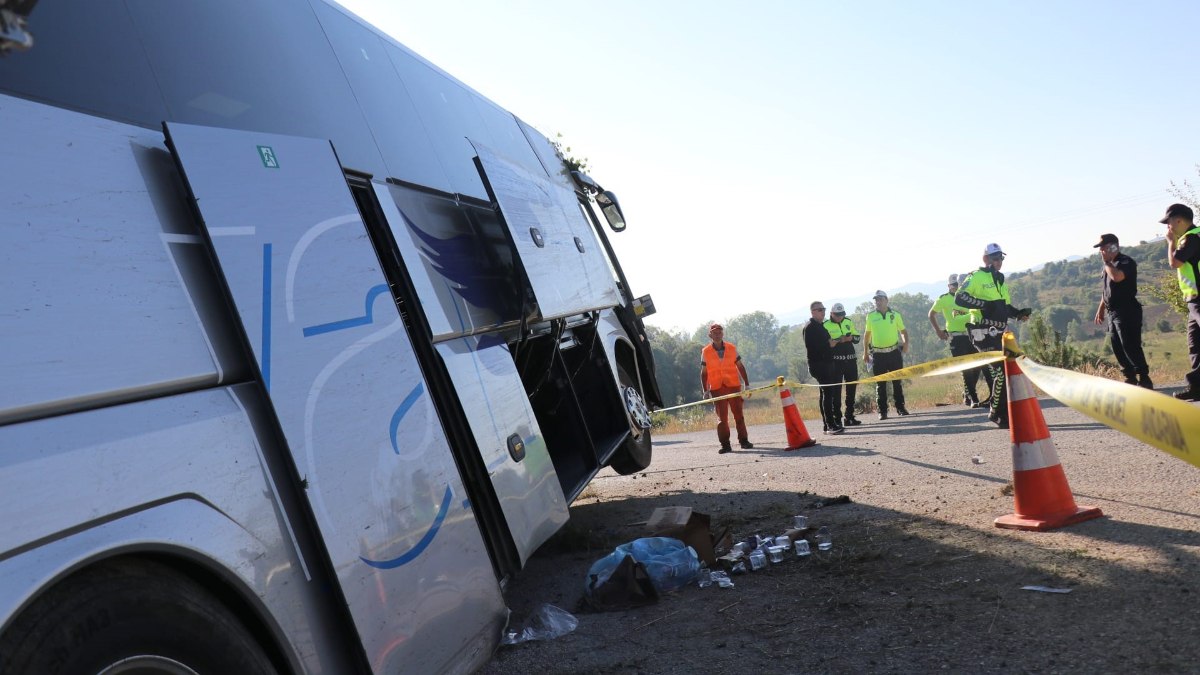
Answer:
[
  {"left": 928, "top": 273, "right": 986, "bottom": 407},
  {"left": 956, "top": 243, "right": 1032, "bottom": 429},
  {"left": 1164, "top": 203, "right": 1200, "bottom": 401},
  {"left": 824, "top": 302, "right": 862, "bottom": 426},
  {"left": 803, "top": 301, "right": 844, "bottom": 434},
  {"left": 1093, "top": 233, "right": 1151, "bottom": 389},
  {"left": 862, "top": 290, "right": 910, "bottom": 420}
]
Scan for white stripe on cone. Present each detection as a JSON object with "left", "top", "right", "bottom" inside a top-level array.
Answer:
[
  {"left": 1012, "top": 437, "right": 1061, "bottom": 472},
  {"left": 781, "top": 395, "right": 795, "bottom": 406},
  {"left": 1008, "top": 371, "right": 1036, "bottom": 402}
]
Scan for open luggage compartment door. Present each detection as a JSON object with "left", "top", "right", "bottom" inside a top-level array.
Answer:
[{"left": 164, "top": 122, "right": 505, "bottom": 674}]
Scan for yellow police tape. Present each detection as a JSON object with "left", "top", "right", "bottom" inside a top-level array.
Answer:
[
  {"left": 656, "top": 380, "right": 782, "bottom": 413},
  {"left": 787, "top": 350, "right": 1005, "bottom": 389},
  {"left": 1014, "top": 356, "right": 1200, "bottom": 468},
  {"left": 657, "top": 350, "right": 1004, "bottom": 413}
]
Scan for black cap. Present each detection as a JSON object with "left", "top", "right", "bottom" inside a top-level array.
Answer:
[
  {"left": 1092, "top": 233, "right": 1118, "bottom": 248},
  {"left": 1160, "top": 203, "right": 1193, "bottom": 224}
]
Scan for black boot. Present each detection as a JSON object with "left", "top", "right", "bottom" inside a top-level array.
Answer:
[
  {"left": 1138, "top": 374, "right": 1154, "bottom": 390},
  {"left": 896, "top": 405, "right": 910, "bottom": 416},
  {"left": 843, "top": 414, "right": 862, "bottom": 426}
]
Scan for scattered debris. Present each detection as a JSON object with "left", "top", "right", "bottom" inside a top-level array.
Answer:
[
  {"left": 1021, "top": 586, "right": 1073, "bottom": 594},
  {"left": 501, "top": 604, "right": 579, "bottom": 646}
]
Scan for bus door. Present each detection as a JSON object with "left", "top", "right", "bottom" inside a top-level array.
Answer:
[{"left": 163, "top": 122, "right": 504, "bottom": 674}]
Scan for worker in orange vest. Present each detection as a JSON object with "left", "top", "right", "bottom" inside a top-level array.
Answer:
[{"left": 700, "top": 323, "right": 754, "bottom": 454}]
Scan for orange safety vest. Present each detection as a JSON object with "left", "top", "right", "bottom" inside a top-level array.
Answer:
[{"left": 702, "top": 342, "right": 742, "bottom": 390}]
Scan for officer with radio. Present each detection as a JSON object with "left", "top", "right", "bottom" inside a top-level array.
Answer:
[
  {"left": 956, "top": 243, "right": 1032, "bottom": 429},
  {"left": 1093, "top": 234, "right": 1151, "bottom": 389}
]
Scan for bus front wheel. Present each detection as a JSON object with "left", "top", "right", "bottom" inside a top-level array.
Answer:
[
  {"left": 609, "top": 365, "right": 653, "bottom": 475},
  {"left": 0, "top": 558, "right": 279, "bottom": 675}
]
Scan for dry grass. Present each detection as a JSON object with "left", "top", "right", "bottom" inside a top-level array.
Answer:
[{"left": 653, "top": 376, "right": 966, "bottom": 434}]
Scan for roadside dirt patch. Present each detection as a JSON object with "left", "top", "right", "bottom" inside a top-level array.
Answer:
[{"left": 482, "top": 404, "right": 1200, "bottom": 674}]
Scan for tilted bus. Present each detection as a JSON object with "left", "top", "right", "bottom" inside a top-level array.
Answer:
[{"left": 0, "top": 1, "right": 660, "bottom": 672}]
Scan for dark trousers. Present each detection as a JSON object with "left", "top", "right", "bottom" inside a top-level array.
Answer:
[
  {"left": 871, "top": 349, "right": 905, "bottom": 412},
  {"left": 833, "top": 358, "right": 859, "bottom": 417},
  {"left": 711, "top": 385, "right": 748, "bottom": 447},
  {"left": 1108, "top": 305, "right": 1148, "bottom": 379},
  {"left": 949, "top": 334, "right": 982, "bottom": 403},
  {"left": 1188, "top": 300, "right": 1200, "bottom": 391},
  {"left": 810, "top": 361, "right": 842, "bottom": 429},
  {"left": 971, "top": 332, "right": 1007, "bottom": 422}
]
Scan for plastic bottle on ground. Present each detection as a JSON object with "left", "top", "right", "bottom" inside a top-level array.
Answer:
[{"left": 815, "top": 526, "right": 832, "bottom": 551}]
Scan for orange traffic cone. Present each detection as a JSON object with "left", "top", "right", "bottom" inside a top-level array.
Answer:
[
  {"left": 780, "top": 387, "right": 817, "bottom": 450},
  {"left": 994, "top": 359, "right": 1102, "bottom": 531}
]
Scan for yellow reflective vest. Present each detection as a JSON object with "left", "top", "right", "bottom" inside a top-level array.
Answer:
[{"left": 1177, "top": 226, "right": 1200, "bottom": 300}]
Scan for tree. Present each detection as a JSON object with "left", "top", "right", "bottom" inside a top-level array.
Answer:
[
  {"left": 550, "top": 133, "right": 589, "bottom": 173},
  {"left": 1067, "top": 318, "right": 1086, "bottom": 341},
  {"left": 1144, "top": 270, "right": 1189, "bottom": 316},
  {"left": 646, "top": 326, "right": 700, "bottom": 406},
  {"left": 779, "top": 325, "right": 810, "bottom": 384},
  {"left": 1168, "top": 164, "right": 1200, "bottom": 211},
  {"left": 1042, "top": 305, "right": 1082, "bottom": 335},
  {"left": 725, "top": 311, "right": 785, "bottom": 382},
  {"left": 1024, "top": 314, "right": 1087, "bottom": 369}
]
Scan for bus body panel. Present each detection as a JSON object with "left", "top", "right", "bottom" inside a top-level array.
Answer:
[
  {"left": 435, "top": 337, "right": 569, "bottom": 565},
  {"left": 164, "top": 122, "right": 509, "bottom": 672},
  {"left": 0, "top": 95, "right": 227, "bottom": 425},
  {"left": 471, "top": 141, "right": 621, "bottom": 321},
  {"left": 0, "top": 385, "right": 357, "bottom": 674}
]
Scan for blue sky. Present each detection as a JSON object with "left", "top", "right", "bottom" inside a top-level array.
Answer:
[{"left": 337, "top": 0, "right": 1200, "bottom": 332}]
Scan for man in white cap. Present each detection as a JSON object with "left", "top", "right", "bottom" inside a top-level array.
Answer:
[
  {"left": 928, "top": 273, "right": 985, "bottom": 407},
  {"left": 956, "top": 244, "right": 1032, "bottom": 429},
  {"left": 824, "top": 302, "right": 862, "bottom": 426},
  {"left": 862, "top": 290, "right": 909, "bottom": 420}
]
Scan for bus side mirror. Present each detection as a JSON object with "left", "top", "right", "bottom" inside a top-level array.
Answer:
[{"left": 596, "top": 190, "right": 625, "bottom": 232}]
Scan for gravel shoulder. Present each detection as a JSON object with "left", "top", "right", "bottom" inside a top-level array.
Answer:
[{"left": 482, "top": 397, "right": 1200, "bottom": 674}]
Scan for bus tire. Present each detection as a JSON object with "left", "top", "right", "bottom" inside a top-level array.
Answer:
[
  {"left": 0, "top": 557, "right": 279, "bottom": 675},
  {"left": 609, "top": 365, "right": 653, "bottom": 475}
]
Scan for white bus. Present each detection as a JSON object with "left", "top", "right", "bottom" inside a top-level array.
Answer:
[{"left": 0, "top": 1, "right": 660, "bottom": 672}]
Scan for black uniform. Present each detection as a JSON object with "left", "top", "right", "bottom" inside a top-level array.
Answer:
[
  {"left": 1102, "top": 253, "right": 1149, "bottom": 385},
  {"left": 803, "top": 318, "right": 842, "bottom": 432}
]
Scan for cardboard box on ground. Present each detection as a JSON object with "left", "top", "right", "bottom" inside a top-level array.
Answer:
[{"left": 644, "top": 506, "right": 730, "bottom": 566}]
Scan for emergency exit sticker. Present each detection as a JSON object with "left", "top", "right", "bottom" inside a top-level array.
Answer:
[{"left": 257, "top": 145, "right": 279, "bottom": 169}]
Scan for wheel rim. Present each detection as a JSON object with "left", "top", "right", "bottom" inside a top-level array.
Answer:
[
  {"left": 98, "top": 655, "right": 201, "bottom": 675},
  {"left": 623, "top": 385, "right": 652, "bottom": 430}
]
